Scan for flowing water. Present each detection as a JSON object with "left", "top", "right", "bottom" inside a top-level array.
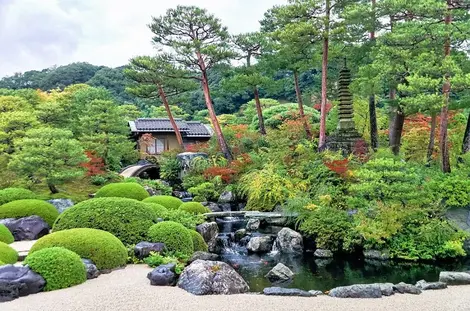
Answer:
[{"left": 215, "top": 217, "right": 470, "bottom": 292}]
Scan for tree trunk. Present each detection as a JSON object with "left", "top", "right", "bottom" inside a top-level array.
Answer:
[
  {"left": 369, "top": 0, "right": 379, "bottom": 151},
  {"left": 463, "top": 112, "right": 470, "bottom": 154},
  {"left": 196, "top": 53, "right": 232, "bottom": 161},
  {"left": 390, "top": 107, "right": 405, "bottom": 156},
  {"left": 388, "top": 88, "right": 397, "bottom": 146},
  {"left": 48, "top": 183, "right": 59, "bottom": 194},
  {"left": 157, "top": 84, "right": 185, "bottom": 150},
  {"left": 439, "top": 1, "right": 452, "bottom": 173},
  {"left": 294, "top": 70, "right": 313, "bottom": 140},
  {"left": 318, "top": 0, "right": 330, "bottom": 150},
  {"left": 427, "top": 113, "right": 437, "bottom": 164},
  {"left": 253, "top": 87, "right": 266, "bottom": 135}
]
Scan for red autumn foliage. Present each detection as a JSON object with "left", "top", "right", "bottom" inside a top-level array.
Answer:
[
  {"left": 313, "top": 102, "right": 333, "bottom": 114},
  {"left": 324, "top": 158, "right": 349, "bottom": 176},
  {"left": 203, "top": 166, "right": 237, "bottom": 183},
  {"left": 81, "top": 151, "right": 105, "bottom": 176},
  {"left": 353, "top": 139, "right": 370, "bottom": 162},
  {"left": 230, "top": 153, "right": 253, "bottom": 172},
  {"left": 186, "top": 142, "right": 210, "bottom": 153}
]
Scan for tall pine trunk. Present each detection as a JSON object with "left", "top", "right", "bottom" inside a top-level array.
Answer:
[
  {"left": 157, "top": 84, "right": 185, "bottom": 150},
  {"left": 369, "top": 0, "right": 379, "bottom": 150},
  {"left": 318, "top": 0, "right": 330, "bottom": 150},
  {"left": 253, "top": 87, "right": 266, "bottom": 135},
  {"left": 294, "top": 70, "right": 313, "bottom": 140},
  {"left": 197, "top": 53, "right": 232, "bottom": 161},
  {"left": 389, "top": 107, "right": 405, "bottom": 156},
  {"left": 463, "top": 112, "right": 470, "bottom": 154},
  {"left": 439, "top": 1, "right": 452, "bottom": 173},
  {"left": 427, "top": 114, "right": 437, "bottom": 164}
]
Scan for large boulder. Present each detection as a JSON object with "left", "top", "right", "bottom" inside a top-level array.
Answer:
[
  {"left": 234, "top": 229, "right": 248, "bottom": 242},
  {"left": 134, "top": 242, "right": 165, "bottom": 259},
  {"left": 0, "top": 216, "right": 50, "bottom": 241},
  {"left": 265, "top": 263, "right": 294, "bottom": 283},
  {"left": 272, "top": 228, "right": 303, "bottom": 255},
  {"left": 393, "top": 282, "right": 422, "bottom": 295},
  {"left": 81, "top": 259, "right": 100, "bottom": 280},
  {"left": 177, "top": 260, "right": 249, "bottom": 295},
  {"left": 47, "top": 199, "right": 74, "bottom": 214},
  {"left": 329, "top": 284, "right": 383, "bottom": 298},
  {"left": 247, "top": 236, "right": 274, "bottom": 253},
  {"left": 202, "top": 202, "right": 221, "bottom": 213},
  {"left": 188, "top": 251, "right": 219, "bottom": 263},
  {"left": 415, "top": 280, "right": 447, "bottom": 290},
  {"left": 246, "top": 219, "right": 260, "bottom": 231},
  {"left": 314, "top": 249, "right": 333, "bottom": 258},
  {"left": 0, "top": 265, "right": 45, "bottom": 302},
  {"left": 263, "top": 287, "right": 313, "bottom": 297},
  {"left": 196, "top": 222, "right": 219, "bottom": 253},
  {"left": 147, "top": 263, "right": 176, "bottom": 286},
  {"left": 439, "top": 271, "right": 470, "bottom": 285},
  {"left": 218, "top": 191, "right": 235, "bottom": 204},
  {"left": 363, "top": 249, "right": 390, "bottom": 261}
]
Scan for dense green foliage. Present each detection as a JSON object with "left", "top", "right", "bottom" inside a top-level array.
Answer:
[
  {"left": 25, "top": 247, "right": 87, "bottom": 291},
  {"left": 0, "top": 224, "right": 14, "bottom": 244},
  {"left": 143, "top": 252, "right": 187, "bottom": 274},
  {"left": 143, "top": 196, "right": 183, "bottom": 210},
  {"left": 94, "top": 183, "right": 150, "bottom": 201},
  {"left": 179, "top": 202, "right": 210, "bottom": 215},
  {"left": 145, "top": 203, "right": 168, "bottom": 218},
  {"left": 29, "top": 228, "right": 127, "bottom": 270},
  {"left": 189, "top": 230, "right": 208, "bottom": 252},
  {"left": 161, "top": 209, "right": 204, "bottom": 230},
  {"left": 0, "top": 199, "right": 59, "bottom": 226},
  {"left": 0, "top": 188, "right": 36, "bottom": 205},
  {"left": 147, "top": 221, "right": 194, "bottom": 257},
  {"left": 53, "top": 198, "right": 158, "bottom": 245},
  {"left": 0, "top": 241, "right": 18, "bottom": 264}
]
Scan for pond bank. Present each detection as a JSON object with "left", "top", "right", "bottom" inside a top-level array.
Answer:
[{"left": 2, "top": 265, "right": 470, "bottom": 311}]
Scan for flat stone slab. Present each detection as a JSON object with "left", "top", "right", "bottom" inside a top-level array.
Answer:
[
  {"left": 204, "top": 211, "right": 297, "bottom": 219},
  {"left": 10, "top": 240, "right": 37, "bottom": 261}
]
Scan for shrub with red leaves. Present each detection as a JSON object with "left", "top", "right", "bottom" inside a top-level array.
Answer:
[
  {"left": 324, "top": 158, "right": 349, "bottom": 176},
  {"left": 81, "top": 151, "right": 105, "bottom": 176},
  {"left": 203, "top": 167, "right": 237, "bottom": 183}
]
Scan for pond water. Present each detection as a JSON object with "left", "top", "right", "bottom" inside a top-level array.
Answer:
[{"left": 216, "top": 217, "right": 470, "bottom": 292}]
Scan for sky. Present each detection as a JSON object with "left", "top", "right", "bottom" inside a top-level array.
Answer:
[{"left": 0, "top": 0, "right": 286, "bottom": 77}]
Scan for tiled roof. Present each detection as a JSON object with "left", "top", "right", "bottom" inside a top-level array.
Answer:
[{"left": 129, "top": 118, "right": 212, "bottom": 137}]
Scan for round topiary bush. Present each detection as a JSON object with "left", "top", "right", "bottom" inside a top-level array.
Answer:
[
  {"left": 29, "top": 228, "right": 127, "bottom": 270},
  {"left": 179, "top": 202, "right": 210, "bottom": 215},
  {"left": 0, "top": 199, "right": 59, "bottom": 226},
  {"left": 94, "top": 183, "right": 150, "bottom": 201},
  {"left": 53, "top": 197, "right": 158, "bottom": 245},
  {"left": 189, "top": 230, "right": 208, "bottom": 252},
  {"left": 145, "top": 203, "right": 168, "bottom": 218},
  {"left": 0, "top": 260, "right": 5, "bottom": 265},
  {"left": 24, "top": 247, "right": 87, "bottom": 291},
  {"left": 0, "top": 241, "right": 18, "bottom": 264},
  {"left": 0, "top": 188, "right": 36, "bottom": 205},
  {"left": 143, "top": 196, "right": 183, "bottom": 210},
  {"left": 147, "top": 221, "right": 194, "bottom": 256},
  {"left": 0, "top": 224, "right": 14, "bottom": 244}
]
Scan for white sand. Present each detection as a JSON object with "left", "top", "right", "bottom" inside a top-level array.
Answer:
[{"left": 2, "top": 265, "right": 470, "bottom": 311}]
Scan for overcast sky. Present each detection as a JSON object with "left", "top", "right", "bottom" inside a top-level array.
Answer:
[{"left": 0, "top": 0, "right": 285, "bottom": 77}]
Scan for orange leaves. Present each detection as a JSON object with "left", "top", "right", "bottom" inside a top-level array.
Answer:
[
  {"left": 323, "top": 158, "right": 349, "bottom": 176},
  {"left": 81, "top": 151, "right": 105, "bottom": 176}
]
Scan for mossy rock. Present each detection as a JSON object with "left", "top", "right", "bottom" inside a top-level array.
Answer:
[
  {"left": 53, "top": 197, "right": 158, "bottom": 245},
  {"left": 0, "top": 241, "right": 18, "bottom": 264},
  {"left": 25, "top": 247, "right": 87, "bottom": 291},
  {"left": 145, "top": 203, "right": 168, "bottom": 218},
  {"left": 147, "top": 221, "right": 194, "bottom": 256},
  {"left": 179, "top": 202, "right": 210, "bottom": 215},
  {"left": 0, "top": 188, "right": 36, "bottom": 205},
  {"left": 189, "top": 230, "right": 208, "bottom": 252},
  {"left": 0, "top": 199, "right": 59, "bottom": 226},
  {"left": 29, "top": 228, "right": 127, "bottom": 270},
  {"left": 94, "top": 183, "right": 150, "bottom": 201},
  {"left": 0, "top": 224, "right": 14, "bottom": 244},
  {"left": 143, "top": 196, "right": 183, "bottom": 210}
]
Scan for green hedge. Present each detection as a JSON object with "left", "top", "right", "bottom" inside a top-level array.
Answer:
[
  {"left": 0, "top": 188, "right": 36, "bottom": 205},
  {"left": 147, "top": 221, "right": 194, "bottom": 257},
  {"left": 0, "top": 199, "right": 59, "bottom": 226},
  {"left": 0, "top": 224, "right": 14, "bottom": 244},
  {"left": 145, "top": 203, "right": 168, "bottom": 218},
  {"left": 94, "top": 183, "right": 150, "bottom": 201},
  {"left": 0, "top": 260, "right": 4, "bottom": 265},
  {"left": 0, "top": 241, "right": 18, "bottom": 264},
  {"left": 25, "top": 247, "right": 87, "bottom": 291},
  {"left": 53, "top": 197, "right": 158, "bottom": 245},
  {"left": 29, "top": 228, "right": 127, "bottom": 270},
  {"left": 179, "top": 202, "right": 210, "bottom": 215},
  {"left": 143, "top": 196, "right": 183, "bottom": 210},
  {"left": 190, "top": 230, "right": 208, "bottom": 252}
]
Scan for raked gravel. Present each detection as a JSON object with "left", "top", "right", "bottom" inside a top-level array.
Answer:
[{"left": 2, "top": 265, "right": 470, "bottom": 311}]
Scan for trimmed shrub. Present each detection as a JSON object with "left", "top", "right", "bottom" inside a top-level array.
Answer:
[
  {"left": 143, "top": 196, "right": 182, "bottom": 210},
  {"left": 29, "top": 228, "right": 127, "bottom": 270},
  {"left": 0, "top": 199, "right": 59, "bottom": 226},
  {"left": 179, "top": 202, "right": 210, "bottom": 215},
  {"left": 0, "top": 260, "right": 4, "bottom": 265},
  {"left": 0, "top": 188, "right": 36, "bottom": 205},
  {"left": 147, "top": 221, "right": 194, "bottom": 256},
  {"left": 24, "top": 247, "right": 87, "bottom": 291},
  {"left": 53, "top": 198, "right": 158, "bottom": 245},
  {"left": 190, "top": 230, "right": 208, "bottom": 252},
  {"left": 145, "top": 203, "right": 168, "bottom": 218},
  {"left": 0, "top": 224, "right": 14, "bottom": 244},
  {"left": 163, "top": 209, "right": 204, "bottom": 230},
  {"left": 0, "top": 241, "right": 18, "bottom": 264},
  {"left": 94, "top": 183, "right": 150, "bottom": 201}
]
